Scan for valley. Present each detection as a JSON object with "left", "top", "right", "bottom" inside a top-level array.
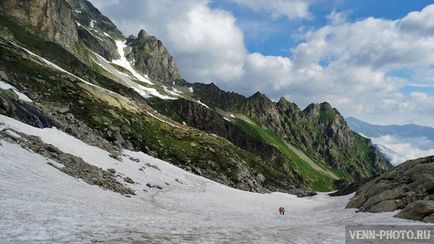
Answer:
[
  {"left": 0, "top": 115, "right": 415, "bottom": 243},
  {"left": 1, "top": 0, "right": 434, "bottom": 242}
]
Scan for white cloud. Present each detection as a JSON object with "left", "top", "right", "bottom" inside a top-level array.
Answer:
[
  {"left": 373, "top": 135, "right": 434, "bottom": 165},
  {"left": 399, "top": 4, "right": 434, "bottom": 36},
  {"left": 230, "top": 0, "right": 312, "bottom": 20},
  {"left": 166, "top": 4, "right": 246, "bottom": 83},
  {"left": 271, "top": 5, "right": 434, "bottom": 123},
  {"left": 243, "top": 53, "right": 294, "bottom": 92}
]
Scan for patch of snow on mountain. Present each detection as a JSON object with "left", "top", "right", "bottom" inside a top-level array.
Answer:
[
  {"left": 133, "top": 85, "right": 176, "bottom": 100},
  {"left": 94, "top": 61, "right": 112, "bottom": 73},
  {"left": 162, "top": 86, "right": 183, "bottom": 97},
  {"left": 197, "top": 100, "right": 209, "bottom": 108},
  {"left": 0, "top": 80, "right": 32, "bottom": 102},
  {"left": 90, "top": 20, "right": 97, "bottom": 29},
  {"left": 75, "top": 21, "right": 103, "bottom": 41},
  {"left": 90, "top": 51, "right": 175, "bottom": 100},
  {"left": 112, "top": 40, "right": 153, "bottom": 85}
]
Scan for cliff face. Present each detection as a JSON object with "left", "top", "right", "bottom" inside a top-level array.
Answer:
[
  {"left": 127, "top": 30, "right": 181, "bottom": 84},
  {"left": 66, "top": 0, "right": 123, "bottom": 61},
  {"left": 0, "top": 0, "right": 78, "bottom": 51}
]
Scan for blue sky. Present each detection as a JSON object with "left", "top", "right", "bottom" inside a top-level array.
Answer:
[
  {"left": 90, "top": 0, "right": 434, "bottom": 126},
  {"left": 211, "top": 0, "right": 434, "bottom": 56}
]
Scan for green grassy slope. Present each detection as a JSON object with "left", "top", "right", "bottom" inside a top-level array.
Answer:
[{"left": 232, "top": 118, "right": 340, "bottom": 191}]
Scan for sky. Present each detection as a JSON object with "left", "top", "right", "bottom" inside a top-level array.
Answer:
[{"left": 89, "top": 0, "right": 434, "bottom": 127}]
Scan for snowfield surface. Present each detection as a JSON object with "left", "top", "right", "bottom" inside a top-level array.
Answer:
[
  {"left": 133, "top": 85, "right": 176, "bottom": 100},
  {"left": 112, "top": 40, "right": 153, "bottom": 85},
  {"left": 0, "top": 115, "right": 418, "bottom": 243}
]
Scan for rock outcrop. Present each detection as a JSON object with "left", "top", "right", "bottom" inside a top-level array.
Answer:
[
  {"left": 127, "top": 30, "right": 181, "bottom": 84},
  {"left": 347, "top": 156, "right": 434, "bottom": 222},
  {"left": 0, "top": 91, "right": 53, "bottom": 128}
]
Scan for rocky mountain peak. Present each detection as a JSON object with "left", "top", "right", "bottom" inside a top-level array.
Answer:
[
  {"left": 276, "top": 97, "right": 302, "bottom": 118},
  {"left": 320, "top": 101, "right": 333, "bottom": 109},
  {"left": 277, "top": 97, "right": 298, "bottom": 109},
  {"left": 127, "top": 30, "right": 181, "bottom": 85},
  {"left": 304, "top": 102, "right": 339, "bottom": 122},
  {"left": 249, "top": 91, "right": 272, "bottom": 104},
  {"left": 278, "top": 96, "right": 289, "bottom": 104},
  {"left": 303, "top": 103, "right": 320, "bottom": 117},
  {"left": 138, "top": 29, "right": 149, "bottom": 39}
]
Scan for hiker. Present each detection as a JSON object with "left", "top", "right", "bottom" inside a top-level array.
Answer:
[{"left": 279, "top": 207, "right": 285, "bottom": 215}]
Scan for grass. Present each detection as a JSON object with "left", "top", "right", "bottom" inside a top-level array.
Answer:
[{"left": 232, "top": 118, "right": 338, "bottom": 191}]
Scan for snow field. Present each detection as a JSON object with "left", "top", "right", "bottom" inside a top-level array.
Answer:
[{"left": 0, "top": 115, "right": 418, "bottom": 243}]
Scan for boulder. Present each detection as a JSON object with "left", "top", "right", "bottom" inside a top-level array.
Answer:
[{"left": 347, "top": 156, "right": 434, "bottom": 223}]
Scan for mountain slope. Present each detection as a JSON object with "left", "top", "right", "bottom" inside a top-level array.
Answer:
[
  {"left": 0, "top": 0, "right": 390, "bottom": 193},
  {"left": 190, "top": 85, "right": 391, "bottom": 183}
]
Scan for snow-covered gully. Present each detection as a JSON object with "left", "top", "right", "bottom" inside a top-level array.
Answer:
[{"left": 0, "top": 115, "right": 417, "bottom": 243}]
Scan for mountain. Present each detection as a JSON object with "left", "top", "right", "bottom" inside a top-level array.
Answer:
[
  {"left": 346, "top": 116, "right": 434, "bottom": 140},
  {"left": 0, "top": 0, "right": 390, "bottom": 194},
  {"left": 191, "top": 87, "right": 390, "bottom": 180},
  {"left": 347, "top": 155, "right": 434, "bottom": 222},
  {"left": 347, "top": 117, "right": 434, "bottom": 165}
]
